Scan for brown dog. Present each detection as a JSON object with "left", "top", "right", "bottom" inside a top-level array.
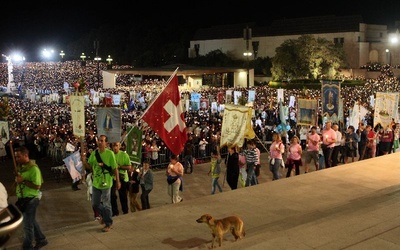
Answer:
[{"left": 196, "top": 213, "right": 245, "bottom": 248}]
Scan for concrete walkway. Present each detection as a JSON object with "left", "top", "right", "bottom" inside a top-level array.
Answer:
[{"left": 4, "top": 152, "right": 400, "bottom": 249}]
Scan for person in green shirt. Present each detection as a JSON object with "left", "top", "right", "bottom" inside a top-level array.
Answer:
[
  {"left": 111, "top": 141, "right": 131, "bottom": 215},
  {"left": 14, "top": 146, "right": 48, "bottom": 249},
  {"left": 82, "top": 135, "right": 120, "bottom": 232},
  {"left": 208, "top": 149, "right": 223, "bottom": 195}
]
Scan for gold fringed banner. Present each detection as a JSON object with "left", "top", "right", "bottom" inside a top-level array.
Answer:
[{"left": 220, "top": 104, "right": 255, "bottom": 148}]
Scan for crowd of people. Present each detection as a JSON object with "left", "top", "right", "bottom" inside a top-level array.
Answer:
[{"left": 1, "top": 60, "right": 400, "bottom": 241}]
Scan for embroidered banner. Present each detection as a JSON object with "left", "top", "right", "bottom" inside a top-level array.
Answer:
[
  {"left": 220, "top": 104, "right": 255, "bottom": 148},
  {"left": 374, "top": 92, "right": 399, "bottom": 129},
  {"left": 321, "top": 80, "right": 340, "bottom": 123}
]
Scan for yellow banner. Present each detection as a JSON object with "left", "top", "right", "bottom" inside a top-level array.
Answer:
[{"left": 220, "top": 104, "right": 255, "bottom": 148}]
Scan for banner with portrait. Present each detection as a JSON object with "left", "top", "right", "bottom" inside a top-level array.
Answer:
[
  {"left": 125, "top": 126, "right": 143, "bottom": 164},
  {"left": 96, "top": 107, "right": 122, "bottom": 143},
  {"left": 0, "top": 121, "right": 9, "bottom": 143},
  {"left": 297, "top": 99, "right": 318, "bottom": 126},
  {"left": 321, "top": 80, "right": 340, "bottom": 123},
  {"left": 190, "top": 92, "right": 201, "bottom": 111},
  {"left": 374, "top": 92, "right": 399, "bottom": 129}
]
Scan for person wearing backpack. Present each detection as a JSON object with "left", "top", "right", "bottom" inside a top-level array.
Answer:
[{"left": 208, "top": 148, "right": 223, "bottom": 194}]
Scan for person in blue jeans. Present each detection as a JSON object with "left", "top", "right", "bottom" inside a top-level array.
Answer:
[
  {"left": 242, "top": 140, "right": 258, "bottom": 186},
  {"left": 182, "top": 137, "right": 195, "bottom": 174},
  {"left": 14, "top": 146, "right": 48, "bottom": 249},
  {"left": 269, "top": 133, "right": 285, "bottom": 180},
  {"left": 208, "top": 149, "right": 222, "bottom": 194}
]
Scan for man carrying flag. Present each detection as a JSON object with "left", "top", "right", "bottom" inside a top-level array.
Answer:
[{"left": 141, "top": 69, "right": 187, "bottom": 156}]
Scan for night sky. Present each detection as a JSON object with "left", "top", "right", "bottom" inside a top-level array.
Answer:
[{"left": 0, "top": 0, "right": 399, "bottom": 61}]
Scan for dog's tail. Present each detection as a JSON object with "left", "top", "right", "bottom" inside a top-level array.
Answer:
[{"left": 240, "top": 221, "right": 245, "bottom": 237}]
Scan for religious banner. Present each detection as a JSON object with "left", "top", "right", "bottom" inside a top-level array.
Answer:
[
  {"left": 70, "top": 94, "right": 85, "bottom": 137},
  {"left": 297, "top": 99, "right": 318, "bottom": 126},
  {"left": 190, "top": 92, "right": 201, "bottom": 111},
  {"left": 277, "top": 88, "right": 284, "bottom": 103},
  {"left": 233, "top": 91, "right": 242, "bottom": 105},
  {"left": 321, "top": 80, "right": 340, "bottom": 123},
  {"left": 63, "top": 151, "right": 83, "bottom": 182},
  {"left": 112, "top": 94, "right": 121, "bottom": 106},
  {"left": 211, "top": 102, "right": 218, "bottom": 114},
  {"left": 220, "top": 104, "right": 255, "bottom": 148},
  {"left": 125, "top": 126, "right": 143, "bottom": 164},
  {"left": 0, "top": 121, "right": 9, "bottom": 142},
  {"left": 96, "top": 107, "right": 122, "bottom": 143},
  {"left": 374, "top": 92, "right": 399, "bottom": 129},
  {"left": 200, "top": 97, "right": 208, "bottom": 110},
  {"left": 225, "top": 90, "right": 233, "bottom": 104},
  {"left": 248, "top": 90, "right": 256, "bottom": 103},
  {"left": 350, "top": 102, "right": 369, "bottom": 130}
]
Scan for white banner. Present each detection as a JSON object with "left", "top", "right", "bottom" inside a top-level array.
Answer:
[
  {"left": 70, "top": 94, "right": 85, "bottom": 137},
  {"left": 220, "top": 104, "right": 255, "bottom": 148}
]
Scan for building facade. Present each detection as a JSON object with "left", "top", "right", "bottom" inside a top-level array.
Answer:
[{"left": 189, "top": 15, "right": 398, "bottom": 71}]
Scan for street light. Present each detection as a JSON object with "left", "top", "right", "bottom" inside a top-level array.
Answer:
[
  {"left": 94, "top": 56, "right": 102, "bottom": 89},
  {"left": 243, "top": 26, "right": 252, "bottom": 88},
  {"left": 386, "top": 49, "right": 391, "bottom": 65},
  {"left": 243, "top": 51, "right": 252, "bottom": 88},
  {"left": 42, "top": 49, "right": 55, "bottom": 61}
]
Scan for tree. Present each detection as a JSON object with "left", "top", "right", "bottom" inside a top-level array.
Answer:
[{"left": 271, "top": 35, "right": 347, "bottom": 81}]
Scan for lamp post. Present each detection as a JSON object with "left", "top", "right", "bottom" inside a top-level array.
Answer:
[
  {"left": 386, "top": 49, "right": 391, "bottom": 65},
  {"left": 243, "top": 51, "right": 252, "bottom": 88},
  {"left": 59, "top": 50, "right": 65, "bottom": 61},
  {"left": 94, "top": 56, "right": 101, "bottom": 90},
  {"left": 80, "top": 53, "right": 86, "bottom": 67},
  {"left": 106, "top": 55, "right": 113, "bottom": 70},
  {"left": 243, "top": 26, "right": 252, "bottom": 88}
]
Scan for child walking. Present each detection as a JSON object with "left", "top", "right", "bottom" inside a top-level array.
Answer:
[{"left": 208, "top": 149, "right": 222, "bottom": 194}]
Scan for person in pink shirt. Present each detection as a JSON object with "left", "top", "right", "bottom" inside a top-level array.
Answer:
[
  {"left": 321, "top": 121, "right": 336, "bottom": 168},
  {"left": 285, "top": 136, "right": 302, "bottom": 177},
  {"left": 269, "top": 133, "right": 285, "bottom": 180},
  {"left": 304, "top": 126, "right": 320, "bottom": 173}
]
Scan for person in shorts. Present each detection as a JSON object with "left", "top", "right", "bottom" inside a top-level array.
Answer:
[{"left": 304, "top": 126, "right": 320, "bottom": 173}]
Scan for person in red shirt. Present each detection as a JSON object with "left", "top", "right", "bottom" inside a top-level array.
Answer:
[{"left": 365, "top": 125, "right": 376, "bottom": 158}]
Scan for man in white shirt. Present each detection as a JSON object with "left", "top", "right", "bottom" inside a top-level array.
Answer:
[{"left": 331, "top": 124, "right": 342, "bottom": 167}]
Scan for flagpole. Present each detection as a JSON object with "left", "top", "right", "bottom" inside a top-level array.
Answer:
[{"left": 137, "top": 67, "right": 179, "bottom": 122}]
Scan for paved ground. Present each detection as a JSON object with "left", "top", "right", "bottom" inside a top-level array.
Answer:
[{"left": 3, "top": 152, "right": 400, "bottom": 249}]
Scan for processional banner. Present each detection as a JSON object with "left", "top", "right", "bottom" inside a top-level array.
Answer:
[
  {"left": 220, "top": 104, "right": 255, "bottom": 148},
  {"left": 297, "top": 99, "right": 318, "bottom": 126},
  {"left": 374, "top": 92, "right": 399, "bottom": 129},
  {"left": 321, "top": 80, "right": 340, "bottom": 123}
]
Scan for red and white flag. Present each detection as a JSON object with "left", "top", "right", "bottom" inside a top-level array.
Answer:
[{"left": 141, "top": 70, "right": 187, "bottom": 155}]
